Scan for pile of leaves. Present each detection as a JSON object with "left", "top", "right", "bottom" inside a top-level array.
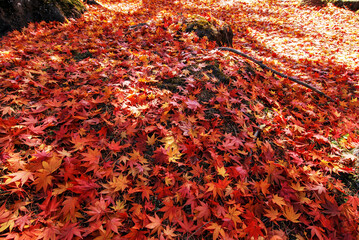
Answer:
[{"left": 0, "top": 0, "right": 358, "bottom": 239}]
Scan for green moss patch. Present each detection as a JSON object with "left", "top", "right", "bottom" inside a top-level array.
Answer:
[{"left": 48, "top": 0, "right": 86, "bottom": 18}]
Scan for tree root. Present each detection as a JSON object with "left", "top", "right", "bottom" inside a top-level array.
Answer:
[{"left": 217, "top": 47, "right": 335, "bottom": 102}]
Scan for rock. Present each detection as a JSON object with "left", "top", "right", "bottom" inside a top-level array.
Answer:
[
  {"left": 301, "top": 0, "right": 359, "bottom": 11},
  {"left": 300, "top": 0, "right": 327, "bottom": 6},
  {"left": 84, "top": 0, "right": 100, "bottom": 5},
  {"left": 333, "top": 0, "right": 359, "bottom": 11},
  {"left": 185, "top": 15, "right": 233, "bottom": 47},
  {"left": 0, "top": 0, "right": 86, "bottom": 37}
]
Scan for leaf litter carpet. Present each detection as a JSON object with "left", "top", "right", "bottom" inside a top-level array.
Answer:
[{"left": 0, "top": 0, "right": 358, "bottom": 239}]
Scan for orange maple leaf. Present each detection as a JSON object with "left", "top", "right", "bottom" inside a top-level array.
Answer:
[
  {"left": 282, "top": 206, "right": 301, "bottom": 223},
  {"left": 206, "top": 222, "right": 225, "bottom": 240},
  {"left": 271, "top": 194, "right": 286, "bottom": 208},
  {"left": 42, "top": 154, "right": 62, "bottom": 174},
  {"left": 112, "top": 174, "right": 129, "bottom": 192},
  {"left": 146, "top": 214, "right": 163, "bottom": 235},
  {"left": 224, "top": 206, "right": 242, "bottom": 228},
  {"left": 163, "top": 225, "right": 177, "bottom": 239},
  {"left": 264, "top": 207, "right": 282, "bottom": 222},
  {"left": 33, "top": 170, "right": 53, "bottom": 191},
  {"left": 81, "top": 148, "right": 101, "bottom": 172},
  {"left": 147, "top": 134, "right": 158, "bottom": 146},
  {"left": 253, "top": 179, "right": 270, "bottom": 196}
]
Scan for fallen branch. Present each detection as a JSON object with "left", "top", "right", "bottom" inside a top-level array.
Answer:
[{"left": 217, "top": 47, "right": 335, "bottom": 102}]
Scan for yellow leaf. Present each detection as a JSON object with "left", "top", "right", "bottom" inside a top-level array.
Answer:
[
  {"left": 217, "top": 166, "right": 228, "bottom": 178},
  {"left": 112, "top": 200, "right": 126, "bottom": 212},
  {"left": 0, "top": 220, "right": 15, "bottom": 232},
  {"left": 167, "top": 147, "right": 181, "bottom": 163},
  {"left": 265, "top": 71, "right": 273, "bottom": 77},
  {"left": 139, "top": 55, "right": 148, "bottom": 63},
  {"left": 161, "top": 135, "right": 176, "bottom": 149}
]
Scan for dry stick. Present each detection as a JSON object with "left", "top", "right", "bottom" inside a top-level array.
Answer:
[
  {"left": 186, "top": 220, "right": 212, "bottom": 240},
  {"left": 217, "top": 47, "right": 335, "bottom": 102}
]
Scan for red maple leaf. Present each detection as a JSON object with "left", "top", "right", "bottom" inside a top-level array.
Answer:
[
  {"left": 177, "top": 215, "right": 196, "bottom": 233},
  {"left": 307, "top": 225, "right": 325, "bottom": 240},
  {"left": 59, "top": 223, "right": 82, "bottom": 240},
  {"left": 186, "top": 99, "right": 201, "bottom": 110},
  {"left": 195, "top": 201, "right": 211, "bottom": 220}
]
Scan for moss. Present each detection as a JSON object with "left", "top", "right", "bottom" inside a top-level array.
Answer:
[
  {"left": 303, "top": 0, "right": 359, "bottom": 11},
  {"left": 204, "top": 62, "right": 230, "bottom": 85},
  {"left": 47, "top": 0, "right": 86, "bottom": 18},
  {"left": 156, "top": 77, "right": 186, "bottom": 92},
  {"left": 185, "top": 15, "right": 233, "bottom": 47},
  {"left": 333, "top": 172, "right": 359, "bottom": 197},
  {"left": 187, "top": 15, "right": 217, "bottom": 32},
  {"left": 186, "top": 15, "right": 218, "bottom": 42},
  {"left": 71, "top": 50, "right": 93, "bottom": 62}
]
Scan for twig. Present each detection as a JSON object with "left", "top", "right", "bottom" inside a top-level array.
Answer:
[
  {"left": 186, "top": 220, "right": 212, "bottom": 240},
  {"left": 217, "top": 47, "right": 335, "bottom": 102},
  {"left": 253, "top": 129, "right": 260, "bottom": 139}
]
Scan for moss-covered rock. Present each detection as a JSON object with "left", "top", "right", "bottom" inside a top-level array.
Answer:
[
  {"left": 48, "top": 0, "right": 86, "bottom": 18},
  {"left": 332, "top": 0, "right": 359, "bottom": 11},
  {"left": 301, "top": 0, "right": 359, "bottom": 11},
  {"left": 184, "top": 15, "right": 233, "bottom": 47},
  {"left": 300, "top": 0, "right": 327, "bottom": 6}
]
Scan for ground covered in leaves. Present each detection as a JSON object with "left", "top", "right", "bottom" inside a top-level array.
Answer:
[{"left": 0, "top": 0, "right": 359, "bottom": 239}]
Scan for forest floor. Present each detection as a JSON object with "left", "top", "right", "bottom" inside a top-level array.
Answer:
[{"left": 0, "top": 0, "right": 358, "bottom": 239}]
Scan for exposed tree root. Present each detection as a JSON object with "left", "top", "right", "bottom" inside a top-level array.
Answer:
[{"left": 218, "top": 47, "right": 335, "bottom": 102}]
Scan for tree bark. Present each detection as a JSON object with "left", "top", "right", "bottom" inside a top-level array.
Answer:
[{"left": 0, "top": 0, "right": 86, "bottom": 37}]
